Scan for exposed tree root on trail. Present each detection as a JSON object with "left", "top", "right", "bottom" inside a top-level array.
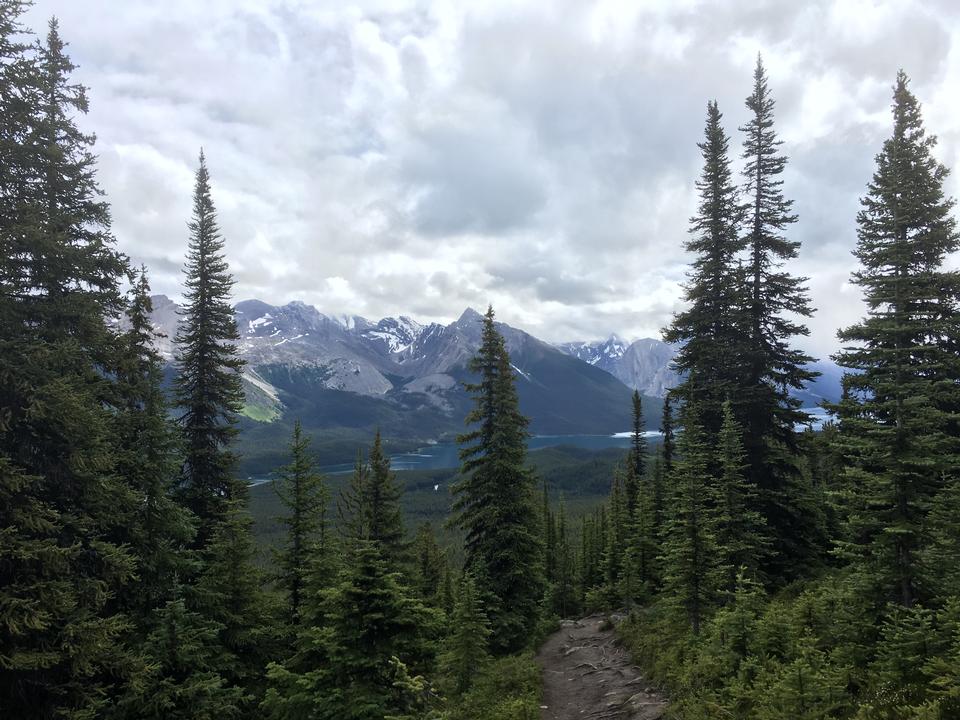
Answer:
[{"left": 536, "top": 615, "right": 668, "bottom": 720}]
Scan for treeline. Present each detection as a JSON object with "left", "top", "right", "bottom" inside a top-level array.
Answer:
[
  {"left": 545, "top": 58, "right": 960, "bottom": 718},
  {"left": 0, "top": 6, "right": 547, "bottom": 719}
]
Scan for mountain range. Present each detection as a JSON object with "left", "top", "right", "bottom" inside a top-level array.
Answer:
[{"left": 146, "top": 296, "right": 843, "bottom": 470}]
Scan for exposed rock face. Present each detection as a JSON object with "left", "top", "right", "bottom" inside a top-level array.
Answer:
[{"left": 558, "top": 335, "right": 681, "bottom": 398}]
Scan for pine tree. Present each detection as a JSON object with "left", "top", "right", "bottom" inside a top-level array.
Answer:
[
  {"left": 337, "top": 449, "right": 368, "bottom": 546},
  {"left": 116, "top": 595, "right": 243, "bottom": 720},
  {"left": 624, "top": 390, "right": 647, "bottom": 514},
  {"left": 411, "top": 522, "right": 445, "bottom": 605},
  {"left": 262, "top": 542, "right": 430, "bottom": 720},
  {"left": 661, "top": 395, "right": 675, "bottom": 477},
  {"left": 834, "top": 71, "right": 960, "bottom": 608},
  {"left": 452, "top": 306, "right": 544, "bottom": 653},
  {"left": 660, "top": 410, "right": 719, "bottom": 634},
  {"left": 0, "top": 17, "right": 137, "bottom": 716},
  {"left": 193, "top": 501, "right": 276, "bottom": 715},
  {"left": 174, "top": 151, "right": 246, "bottom": 546},
  {"left": 604, "top": 466, "right": 628, "bottom": 595},
  {"left": 714, "top": 400, "right": 768, "bottom": 591},
  {"left": 273, "top": 419, "right": 328, "bottom": 622},
  {"left": 738, "top": 56, "right": 821, "bottom": 578},
  {"left": 364, "top": 430, "right": 406, "bottom": 570},
  {"left": 114, "top": 268, "right": 195, "bottom": 628},
  {"left": 440, "top": 572, "right": 491, "bottom": 695},
  {"left": 548, "top": 498, "right": 578, "bottom": 617},
  {"left": 663, "top": 100, "right": 746, "bottom": 439}
]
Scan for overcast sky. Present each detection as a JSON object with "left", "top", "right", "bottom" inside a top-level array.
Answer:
[{"left": 22, "top": 0, "right": 960, "bottom": 356}]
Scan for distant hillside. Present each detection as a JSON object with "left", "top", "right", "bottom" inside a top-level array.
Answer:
[
  {"left": 558, "top": 334, "right": 844, "bottom": 407},
  {"left": 147, "top": 297, "right": 659, "bottom": 471}
]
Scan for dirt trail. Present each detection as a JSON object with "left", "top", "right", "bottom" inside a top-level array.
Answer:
[{"left": 536, "top": 614, "right": 668, "bottom": 720}]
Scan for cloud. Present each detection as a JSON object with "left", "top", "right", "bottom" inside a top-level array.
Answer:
[{"left": 21, "top": 0, "right": 960, "bottom": 358}]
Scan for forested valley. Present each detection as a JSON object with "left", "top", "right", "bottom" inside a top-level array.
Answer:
[{"left": 4, "top": 2, "right": 960, "bottom": 718}]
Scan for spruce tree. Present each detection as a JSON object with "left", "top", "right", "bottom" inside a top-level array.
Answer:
[
  {"left": 738, "top": 56, "right": 821, "bottom": 577},
  {"left": 193, "top": 501, "right": 276, "bottom": 715},
  {"left": 364, "top": 430, "right": 406, "bottom": 570},
  {"left": 663, "top": 100, "right": 746, "bottom": 438},
  {"left": 262, "top": 542, "right": 430, "bottom": 720},
  {"left": 0, "top": 17, "right": 137, "bottom": 716},
  {"left": 337, "top": 450, "right": 368, "bottom": 547},
  {"left": 624, "top": 390, "right": 647, "bottom": 514},
  {"left": 834, "top": 71, "right": 960, "bottom": 608},
  {"left": 116, "top": 595, "right": 243, "bottom": 720},
  {"left": 714, "top": 400, "right": 768, "bottom": 591},
  {"left": 174, "top": 151, "right": 246, "bottom": 545},
  {"left": 440, "top": 572, "right": 491, "bottom": 695},
  {"left": 273, "top": 419, "right": 328, "bottom": 622},
  {"left": 452, "top": 306, "right": 544, "bottom": 653},
  {"left": 660, "top": 410, "right": 719, "bottom": 635},
  {"left": 114, "top": 268, "right": 195, "bottom": 628},
  {"left": 661, "top": 395, "right": 675, "bottom": 477},
  {"left": 411, "top": 522, "right": 445, "bottom": 606}
]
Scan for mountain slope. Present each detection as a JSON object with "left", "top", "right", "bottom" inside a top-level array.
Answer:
[{"left": 147, "top": 297, "right": 657, "bottom": 469}]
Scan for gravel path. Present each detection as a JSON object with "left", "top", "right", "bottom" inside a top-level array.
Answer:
[{"left": 536, "top": 615, "right": 668, "bottom": 720}]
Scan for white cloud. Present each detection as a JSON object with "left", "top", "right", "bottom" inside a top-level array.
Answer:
[{"left": 21, "top": 0, "right": 960, "bottom": 357}]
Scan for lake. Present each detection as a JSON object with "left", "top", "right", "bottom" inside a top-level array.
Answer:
[{"left": 247, "top": 431, "right": 661, "bottom": 484}]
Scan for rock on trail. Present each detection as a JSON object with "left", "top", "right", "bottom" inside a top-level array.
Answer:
[{"left": 536, "top": 614, "right": 668, "bottom": 720}]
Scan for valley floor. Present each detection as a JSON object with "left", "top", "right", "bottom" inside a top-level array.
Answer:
[{"left": 536, "top": 615, "right": 668, "bottom": 720}]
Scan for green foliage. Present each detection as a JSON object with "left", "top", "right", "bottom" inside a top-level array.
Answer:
[
  {"left": 116, "top": 597, "right": 243, "bottom": 720},
  {"left": 659, "top": 412, "right": 720, "bottom": 634},
  {"left": 263, "top": 542, "right": 435, "bottom": 720},
  {"left": 174, "top": 151, "right": 247, "bottom": 544},
  {"left": 834, "top": 70, "right": 960, "bottom": 609},
  {"left": 441, "top": 654, "right": 541, "bottom": 720},
  {"left": 452, "top": 306, "right": 544, "bottom": 653},
  {"left": 439, "top": 572, "right": 491, "bottom": 695},
  {"left": 273, "top": 419, "right": 329, "bottom": 621}
]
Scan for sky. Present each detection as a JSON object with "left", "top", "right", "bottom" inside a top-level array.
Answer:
[{"left": 21, "top": 0, "right": 960, "bottom": 357}]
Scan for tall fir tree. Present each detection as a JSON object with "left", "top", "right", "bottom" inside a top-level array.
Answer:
[
  {"left": 262, "top": 542, "right": 430, "bottom": 720},
  {"left": 273, "top": 419, "right": 328, "bottom": 622},
  {"left": 624, "top": 390, "right": 647, "bottom": 515},
  {"left": 663, "top": 100, "right": 746, "bottom": 439},
  {"left": 834, "top": 71, "right": 960, "bottom": 608},
  {"left": 0, "top": 16, "right": 138, "bottom": 717},
  {"left": 738, "top": 56, "right": 821, "bottom": 578},
  {"left": 452, "top": 306, "right": 544, "bottom": 653},
  {"left": 174, "top": 151, "right": 246, "bottom": 546},
  {"left": 364, "top": 430, "right": 406, "bottom": 570},
  {"left": 660, "top": 410, "right": 719, "bottom": 635},
  {"left": 439, "top": 572, "right": 491, "bottom": 695},
  {"left": 193, "top": 501, "right": 276, "bottom": 716},
  {"left": 714, "top": 400, "right": 768, "bottom": 591},
  {"left": 114, "top": 268, "right": 195, "bottom": 628}
]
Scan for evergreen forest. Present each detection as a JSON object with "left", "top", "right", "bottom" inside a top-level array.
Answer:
[{"left": 3, "top": 3, "right": 960, "bottom": 718}]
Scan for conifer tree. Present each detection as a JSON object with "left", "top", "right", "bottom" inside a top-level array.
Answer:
[
  {"left": 549, "top": 499, "right": 578, "bottom": 617},
  {"left": 411, "top": 522, "right": 445, "bottom": 605},
  {"left": 117, "top": 595, "right": 243, "bottom": 720},
  {"left": 262, "top": 542, "right": 430, "bottom": 720},
  {"left": 603, "top": 466, "right": 628, "bottom": 594},
  {"left": 452, "top": 306, "right": 544, "bottom": 653},
  {"left": 365, "top": 430, "right": 406, "bottom": 570},
  {"left": 338, "top": 450, "right": 368, "bottom": 547},
  {"left": 661, "top": 395, "right": 675, "bottom": 477},
  {"left": 194, "top": 501, "right": 276, "bottom": 715},
  {"left": 663, "top": 100, "right": 745, "bottom": 439},
  {"left": 440, "top": 572, "right": 491, "bottom": 695},
  {"left": 834, "top": 71, "right": 960, "bottom": 608},
  {"left": 660, "top": 411, "right": 719, "bottom": 634},
  {"left": 714, "top": 400, "right": 768, "bottom": 591},
  {"left": 624, "top": 390, "right": 647, "bottom": 514},
  {"left": 273, "top": 419, "right": 328, "bottom": 622},
  {"left": 114, "top": 268, "right": 195, "bottom": 628},
  {"left": 174, "top": 151, "right": 246, "bottom": 545},
  {"left": 738, "top": 56, "right": 820, "bottom": 576},
  {"left": 0, "top": 17, "right": 137, "bottom": 716}
]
